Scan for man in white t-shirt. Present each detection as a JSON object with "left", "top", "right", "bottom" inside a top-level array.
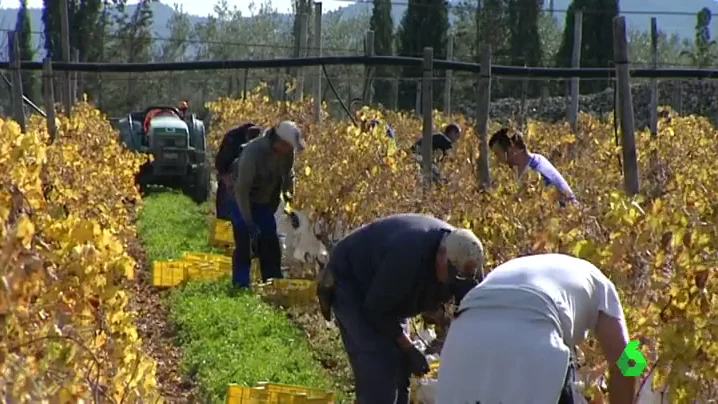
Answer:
[
  {"left": 489, "top": 128, "right": 576, "bottom": 207},
  {"left": 436, "top": 253, "right": 637, "bottom": 404}
]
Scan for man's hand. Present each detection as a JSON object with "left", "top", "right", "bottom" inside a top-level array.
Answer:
[
  {"left": 316, "top": 266, "right": 335, "bottom": 321},
  {"left": 403, "top": 345, "right": 430, "bottom": 377},
  {"left": 395, "top": 333, "right": 429, "bottom": 376}
]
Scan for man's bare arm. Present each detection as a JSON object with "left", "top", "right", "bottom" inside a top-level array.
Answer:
[{"left": 595, "top": 311, "right": 637, "bottom": 404}]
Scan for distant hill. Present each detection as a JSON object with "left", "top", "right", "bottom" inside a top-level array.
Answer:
[{"left": 0, "top": 0, "right": 715, "bottom": 60}]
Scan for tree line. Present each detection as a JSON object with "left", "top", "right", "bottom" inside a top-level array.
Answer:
[{"left": 4, "top": 0, "right": 718, "bottom": 118}]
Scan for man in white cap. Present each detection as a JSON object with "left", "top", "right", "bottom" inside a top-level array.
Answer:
[
  {"left": 436, "top": 253, "right": 636, "bottom": 404},
  {"left": 317, "top": 213, "right": 484, "bottom": 404},
  {"left": 231, "top": 120, "right": 305, "bottom": 288}
]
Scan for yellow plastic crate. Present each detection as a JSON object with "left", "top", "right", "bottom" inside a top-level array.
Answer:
[
  {"left": 226, "top": 384, "right": 268, "bottom": 404},
  {"left": 226, "top": 384, "right": 334, "bottom": 404},
  {"left": 259, "top": 279, "right": 317, "bottom": 306},
  {"left": 256, "top": 382, "right": 334, "bottom": 401},
  {"left": 409, "top": 360, "right": 440, "bottom": 403},
  {"left": 210, "top": 218, "right": 234, "bottom": 248},
  {"left": 182, "top": 251, "right": 232, "bottom": 266},
  {"left": 151, "top": 259, "right": 229, "bottom": 287},
  {"left": 186, "top": 262, "right": 228, "bottom": 280},
  {"left": 151, "top": 260, "right": 187, "bottom": 287}
]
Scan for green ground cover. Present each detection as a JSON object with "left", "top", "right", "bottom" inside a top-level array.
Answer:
[{"left": 136, "top": 191, "right": 347, "bottom": 402}]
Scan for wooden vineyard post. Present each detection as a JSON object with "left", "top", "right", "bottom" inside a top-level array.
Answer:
[
  {"left": 312, "top": 1, "right": 323, "bottom": 124},
  {"left": 60, "top": 0, "right": 72, "bottom": 116},
  {"left": 72, "top": 48, "right": 80, "bottom": 103},
  {"left": 295, "top": 12, "right": 308, "bottom": 101},
  {"left": 444, "top": 34, "right": 454, "bottom": 117},
  {"left": 364, "top": 30, "right": 374, "bottom": 105},
  {"left": 613, "top": 16, "right": 639, "bottom": 195},
  {"left": 649, "top": 17, "right": 659, "bottom": 137},
  {"left": 568, "top": 10, "right": 583, "bottom": 133},
  {"left": 476, "top": 44, "right": 492, "bottom": 188},
  {"left": 421, "top": 47, "right": 434, "bottom": 193},
  {"left": 43, "top": 58, "right": 58, "bottom": 143},
  {"left": 9, "top": 31, "right": 26, "bottom": 133}
]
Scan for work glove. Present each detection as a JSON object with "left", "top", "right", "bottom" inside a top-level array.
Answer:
[
  {"left": 316, "top": 265, "right": 335, "bottom": 321},
  {"left": 403, "top": 345, "right": 430, "bottom": 377}
]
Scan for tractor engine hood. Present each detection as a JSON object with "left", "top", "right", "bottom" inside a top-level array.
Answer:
[{"left": 148, "top": 116, "right": 190, "bottom": 149}]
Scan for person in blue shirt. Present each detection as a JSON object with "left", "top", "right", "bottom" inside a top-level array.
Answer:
[
  {"left": 316, "top": 213, "right": 484, "bottom": 404},
  {"left": 489, "top": 127, "right": 576, "bottom": 207}
]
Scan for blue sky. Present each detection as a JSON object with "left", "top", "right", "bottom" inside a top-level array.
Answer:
[{"left": 3, "top": 0, "right": 347, "bottom": 16}]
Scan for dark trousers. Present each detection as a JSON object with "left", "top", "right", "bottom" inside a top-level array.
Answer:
[
  {"left": 331, "top": 280, "right": 410, "bottom": 404},
  {"left": 223, "top": 190, "right": 283, "bottom": 287},
  {"left": 215, "top": 183, "right": 233, "bottom": 221},
  {"left": 557, "top": 362, "right": 576, "bottom": 404}
]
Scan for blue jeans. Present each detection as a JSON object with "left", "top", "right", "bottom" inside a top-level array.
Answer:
[
  {"left": 223, "top": 190, "right": 283, "bottom": 287},
  {"left": 215, "top": 183, "right": 233, "bottom": 221}
]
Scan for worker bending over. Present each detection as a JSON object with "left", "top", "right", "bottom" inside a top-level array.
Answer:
[
  {"left": 437, "top": 253, "right": 636, "bottom": 404},
  {"left": 231, "top": 121, "right": 304, "bottom": 288},
  {"left": 410, "top": 123, "right": 461, "bottom": 161},
  {"left": 489, "top": 127, "right": 576, "bottom": 206},
  {"left": 215, "top": 122, "right": 262, "bottom": 220},
  {"left": 317, "top": 213, "right": 484, "bottom": 404}
]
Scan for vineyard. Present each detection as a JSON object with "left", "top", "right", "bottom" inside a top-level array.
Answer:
[{"left": 2, "top": 84, "right": 718, "bottom": 402}]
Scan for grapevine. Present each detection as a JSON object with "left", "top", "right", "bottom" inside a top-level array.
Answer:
[
  {"left": 208, "top": 90, "right": 718, "bottom": 402},
  {"left": 1, "top": 89, "right": 715, "bottom": 402},
  {"left": 0, "top": 102, "right": 160, "bottom": 402}
]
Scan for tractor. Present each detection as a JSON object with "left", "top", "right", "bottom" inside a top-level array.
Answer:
[{"left": 115, "top": 105, "right": 210, "bottom": 203}]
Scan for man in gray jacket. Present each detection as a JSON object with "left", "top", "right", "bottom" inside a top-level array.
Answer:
[
  {"left": 230, "top": 121, "right": 304, "bottom": 288},
  {"left": 318, "top": 213, "right": 485, "bottom": 404}
]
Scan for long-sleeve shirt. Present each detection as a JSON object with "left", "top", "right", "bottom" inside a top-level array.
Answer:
[
  {"left": 330, "top": 213, "right": 478, "bottom": 339},
  {"left": 233, "top": 135, "right": 295, "bottom": 227},
  {"left": 519, "top": 152, "right": 576, "bottom": 206}
]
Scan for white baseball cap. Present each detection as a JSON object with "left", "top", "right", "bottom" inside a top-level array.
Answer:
[
  {"left": 275, "top": 121, "right": 305, "bottom": 152},
  {"left": 444, "top": 228, "right": 485, "bottom": 279}
]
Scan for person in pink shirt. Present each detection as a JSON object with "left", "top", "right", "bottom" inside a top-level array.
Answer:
[{"left": 489, "top": 128, "right": 576, "bottom": 207}]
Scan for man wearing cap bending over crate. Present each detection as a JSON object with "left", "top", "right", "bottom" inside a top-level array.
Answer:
[
  {"left": 231, "top": 121, "right": 305, "bottom": 288},
  {"left": 316, "top": 213, "right": 484, "bottom": 404}
]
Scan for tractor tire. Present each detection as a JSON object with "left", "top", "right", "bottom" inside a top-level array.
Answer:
[
  {"left": 135, "top": 162, "right": 153, "bottom": 195},
  {"left": 191, "top": 164, "right": 211, "bottom": 203}
]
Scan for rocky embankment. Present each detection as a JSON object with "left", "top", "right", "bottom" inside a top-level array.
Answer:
[{"left": 465, "top": 80, "right": 718, "bottom": 128}]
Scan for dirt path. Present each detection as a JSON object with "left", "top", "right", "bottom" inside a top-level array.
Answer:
[{"left": 126, "top": 240, "right": 199, "bottom": 403}]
